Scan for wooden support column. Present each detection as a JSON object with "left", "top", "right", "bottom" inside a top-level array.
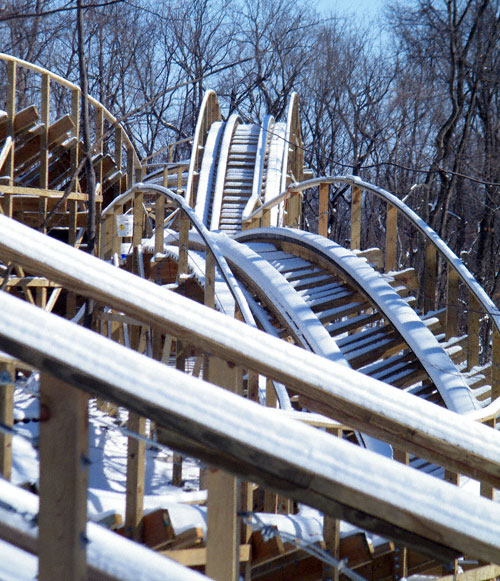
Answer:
[
  {"left": 71, "top": 88, "right": 80, "bottom": 190},
  {"left": 480, "top": 416, "right": 496, "bottom": 500},
  {"left": 39, "top": 374, "right": 88, "bottom": 581},
  {"left": 385, "top": 204, "right": 397, "bottom": 272},
  {"left": 177, "top": 212, "right": 190, "bottom": 282},
  {"left": 95, "top": 108, "right": 104, "bottom": 187},
  {"left": 68, "top": 199, "right": 78, "bottom": 248},
  {"left": 155, "top": 193, "right": 165, "bottom": 255},
  {"left": 264, "top": 378, "right": 278, "bottom": 512},
  {"left": 125, "top": 412, "right": 146, "bottom": 540},
  {"left": 171, "top": 338, "right": 186, "bottom": 487},
  {"left": 446, "top": 263, "right": 459, "bottom": 340},
  {"left": 127, "top": 148, "right": 135, "bottom": 192},
  {"left": 492, "top": 326, "right": 500, "bottom": 401},
  {"left": 467, "top": 294, "right": 481, "bottom": 371},
  {"left": 318, "top": 183, "right": 329, "bottom": 238},
  {"left": 40, "top": 73, "right": 50, "bottom": 189},
  {"left": 133, "top": 190, "right": 144, "bottom": 250},
  {"left": 0, "top": 360, "right": 14, "bottom": 480},
  {"left": 206, "top": 357, "right": 241, "bottom": 581},
  {"left": 115, "top": 127, "right": 123, "bottom": 173},
  {"left": 350, "top": 186, "right": 361, "bottom": 250},
  {"left": 323, "top": 426, "right": 341, "bottom": 581},
  {"left": 423, "top": 241, "right": 437, "bottom": 313},
  {"left": 6, "top": 60, "right": 16, "bottom": 191},
  {"left": 393, "top": 447, "right": 408, "bottom": 577}
]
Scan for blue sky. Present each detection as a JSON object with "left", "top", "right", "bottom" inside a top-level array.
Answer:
[{"left": 316, "top": 0, "right": 386, "bottom": 20}]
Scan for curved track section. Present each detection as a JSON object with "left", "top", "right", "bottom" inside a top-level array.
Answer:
[{"left": 232, "top": 228, "right": 478, "bottom": 414}]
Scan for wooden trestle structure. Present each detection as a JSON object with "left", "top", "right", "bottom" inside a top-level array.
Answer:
[{"left": 1, "top": 54, "right": 500, "bottom": 580}]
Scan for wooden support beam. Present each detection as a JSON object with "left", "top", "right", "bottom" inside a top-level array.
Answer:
[
  {"left": 423, "top": 241, "right": 437, "bottom": 313},
  {"left": 6, "top": 60, "right": 16, "bottom": 189},
  {"left": 492, "top": 326, "right": 500, "bottom": 401},
  {"left": 446, "top": 264, "right": 459, "bottom": 339},
  {"left": 318, "top": 183, "right": 329, "bottom": 238},
  {"left": 350, "top": 186, "right": 361, "bottom": 250},
  {"left": 177, "top": 212, "right": 190, "bottom": 282},
  {"left": 467, "top": 294, "right": 481, "bottom": 371},
  {"left": 125, "top": 412, "right": 146, "bottom": 541},
  {"left": 163, "top": 545, "right": 251, "bottom": 568},
  {"left": 40, "top": 73, "right": 50, "bottom": 189},
  {"left": 71, "top": 88, "right": 80, "bottom": 191},
  {"left": 155, "top": 193, "right": 165, "bottom": 255},
  {"left": 205, "top": 251, "right": 216, "bottom": 309},
  {"left": 38, "top": 373, "right": 88, "bottom": 581},
  {"left": 206, "top": 357, "right": 241, "bottom": 581},
  {"left": 0, "top": 360, "right": 14, "bottom": 480},
  {"left": 322, "top": 516, "right": 340, "bottom": 581},
  {"left": 132, "top": 190, "right": 144, "bottom": 249},
  {"left": 385, "top": 204, "right": 397, "bottom": 272}
]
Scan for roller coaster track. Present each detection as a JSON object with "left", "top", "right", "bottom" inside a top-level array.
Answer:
[{"left": 2, "top": 55, "right": 500, "bottom": 577}]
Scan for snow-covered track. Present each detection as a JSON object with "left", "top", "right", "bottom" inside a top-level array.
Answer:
[{"left": 234, "top": 227, "right": 478, "bottom": 414}]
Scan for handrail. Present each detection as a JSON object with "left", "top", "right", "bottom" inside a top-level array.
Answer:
[
  {"left": 1, "top": 284, "right": 500, "bottom": 561},
  {"left": 0, "top": 53, "right": 141, "bottom": 168},
  {"left": 1, "top": 214, "right": 500, "bottom": 490},
  {"left": 101, "top": 183, "right": 254, "bottom": 325},
  {"left": 246, "top": 174, "right": 500, "bottom": 336}
]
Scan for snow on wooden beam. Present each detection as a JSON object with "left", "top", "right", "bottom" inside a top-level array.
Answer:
[
  {"left": 0, "top": 479, "right": 208, "bottom": 581},
  {"left": 0, "top": 215, "right": 499, "bottom": 490},
  {"left": 0, "top": 292, "right": 500, "bottom": 561}
]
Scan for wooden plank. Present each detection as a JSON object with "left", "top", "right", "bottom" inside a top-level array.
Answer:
[
  {"left": 251, "top": 528, "right": 286, "bottom": 565},
  {"left": 467, "top": 294, "right": 481, "bottom": 371},
  {"left": 0, "top": 105, "right": 38, "bottom": 140},
  {"left": 14, "top": 115, "right": 74, "bottom": 170},
  {"left": 6, "top": 60, "right": 16, "bottom": 187},
  {"left": 141, "top": 508, "right": 175, "bottom": 549},
  {"left": 318, "top": 182, "right": 329, "bottom": 238},
  {"left": 446, "top": 264, "right": 459, "bottom": 339},
  {"left": 492, "top": 326, "right": 500, "bottom": 401},
  {"left": 0, "top": 361, "right": 14, "bottom": 480},
  {"left": 132, "top": 190, "right": 144, "bottom": 249},
  {"left": 204, "top": 251, "right": 216, "bottom": 309},
  {"left": 71, "top": 87, "right": 80, "bottom": 190},
  {"left": 322, "top": 516, "right": 339, "bottom": 581},
  {"left": 423, "top": 241, "right": 437, "bottom": 313},
  {"left": 1, "top": 185, "right": 96, "bottom": 201},
  {"left": 206, "top": 356, "right": 241, "bottom": 581},
  {"left": 439, "top": 564, "right": 500, "bottom": 581},
  {"left": 163, "top": 544, "right": 251, "bottom": 567},
  {"left": 40, "top": 73, "right": 50, "bottom": 188},
  {"left": 350, "top": 186, "right": 361, "bottom": 250},
  {"left": 177, "top": 212, "right": 190, "bottom": 282},
  {"left": 154, "top": 193, "right": 164, "bottom": 255},
  {"left": 385, "top": 204, "right": 397, "bottom": 272},
  {"left": 125, "top": 412, "right": 146, "bottom": 541},
  {"left": 38, "top": 373, "right": 88, "bottom": 580}
]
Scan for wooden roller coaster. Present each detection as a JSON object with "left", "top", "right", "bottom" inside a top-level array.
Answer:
[{"left": 1, "top": 54, "right": 500, "bottom": 580}]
